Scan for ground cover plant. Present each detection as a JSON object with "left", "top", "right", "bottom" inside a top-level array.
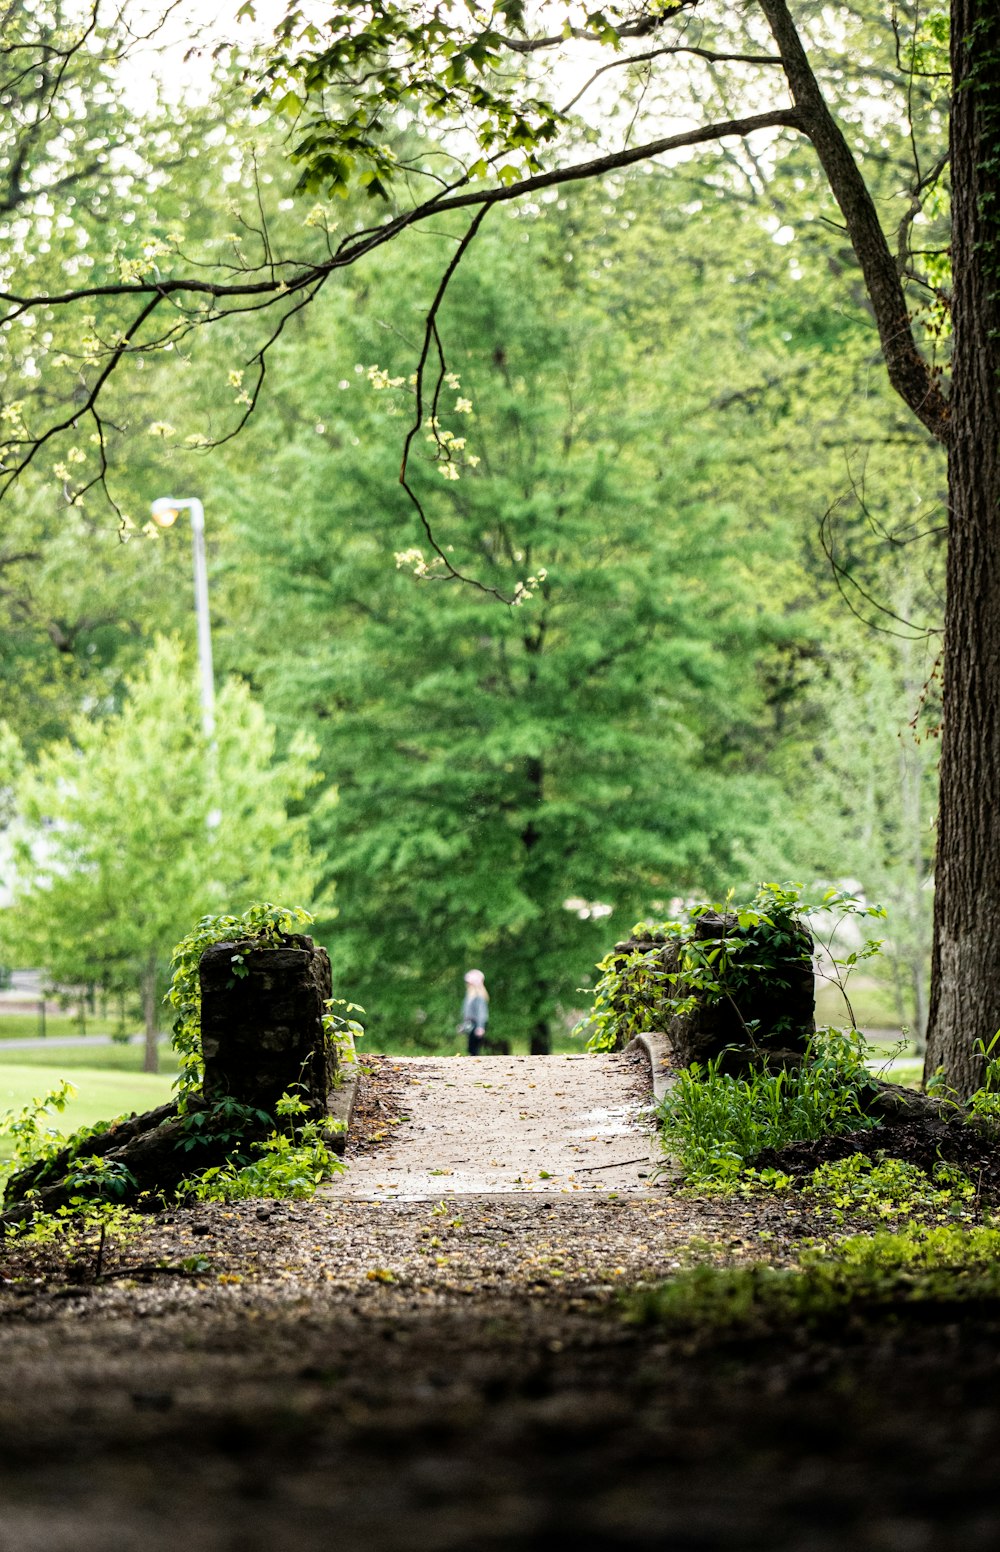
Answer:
[
  {"left": 629, "top": 1220, "right": 1000, "bottom": 1338},
  {"left": 656, "top": 1028, "right": 883, "bottom": 1189}
]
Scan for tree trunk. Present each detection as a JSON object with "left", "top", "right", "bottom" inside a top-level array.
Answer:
[
  {"left": 141, "top": 955, "right": 159, "bottom": 1074},
  {"left": 924, "top": 0, "right": 1000, "bottom": 1094},
  {"left": 529, "top": 1017, "right": 551, "bottom": 1056},
  {"left": 521, "top": 752, "right": 552, "bottom": 1055}
]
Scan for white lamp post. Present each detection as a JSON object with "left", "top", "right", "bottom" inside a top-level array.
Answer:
[{"left": 150, "top": 496, "right": 215, "bottom": 739}]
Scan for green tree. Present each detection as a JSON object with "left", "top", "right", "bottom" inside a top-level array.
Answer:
[
  {"left": 0, "top": 638, "right": 328, "bottom": 1070},
  {"left": 202, "top": 203, "right": 821, "bottom": 1051}
]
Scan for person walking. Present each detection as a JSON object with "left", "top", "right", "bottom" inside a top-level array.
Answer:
[{"left": 459, "top": 968, "right": 489, "bottom": 1056}]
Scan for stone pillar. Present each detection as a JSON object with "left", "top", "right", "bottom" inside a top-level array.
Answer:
[
  {"left": 199, "top": 934, "right": 336, "bottom": 1115},
  {"left": 613, "top": 912, "right": 815, "bottom": 1070},
  {"left": 663, "top": 911, "right": 815, "bottom": 1071}
]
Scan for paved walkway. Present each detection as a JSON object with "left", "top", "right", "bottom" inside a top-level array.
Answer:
[{"left": 322, "top": 1051, "right": 661, "bottom": 1200}]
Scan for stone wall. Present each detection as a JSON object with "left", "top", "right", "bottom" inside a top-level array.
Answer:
[
  {"left": 199, "top": 933, "right": 336, "bottom": 1115},
  {"left": 612, "top": 911, "right": 815, "bottom": 1071}
]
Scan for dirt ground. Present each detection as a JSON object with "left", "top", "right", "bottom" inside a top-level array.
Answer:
[{"left": 2, "top": 1053, "right": 1000, "bottom": 1550}]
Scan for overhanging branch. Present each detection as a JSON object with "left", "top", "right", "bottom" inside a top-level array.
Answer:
[{"left": 757, "top": 0, "right": 951, "bottom": 444}]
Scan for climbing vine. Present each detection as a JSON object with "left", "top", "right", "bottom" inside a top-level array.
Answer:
[{"left": 165, "top": 902, "right": 317, "bottom": 1101}]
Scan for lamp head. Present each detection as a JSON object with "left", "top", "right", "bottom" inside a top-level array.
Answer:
[{"left": 150, "top": 497, "right": 180, "bottom": 528}]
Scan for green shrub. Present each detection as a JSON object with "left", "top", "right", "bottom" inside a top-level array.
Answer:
[
  {"left": 175, "top": 1089, "right": 343, "bottom": 1202},
  {"left": 580, "top": 883, "right": 884, "bottom": 1052}
]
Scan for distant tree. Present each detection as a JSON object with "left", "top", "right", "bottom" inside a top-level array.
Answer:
[
  {"left": 206, "top": 206, "right": 820, "bottom": 1051},
  {"left": 0, "top": 639, "right": 328, "bottom": 1070}
]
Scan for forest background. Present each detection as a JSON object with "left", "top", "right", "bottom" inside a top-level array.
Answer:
[{"left": 0, "top": 0, "right": 945, "bottom": 1062}]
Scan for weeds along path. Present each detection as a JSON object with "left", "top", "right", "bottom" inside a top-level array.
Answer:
[{"left": 325, "top": 1050, "right": 661, "bottom": 1200}]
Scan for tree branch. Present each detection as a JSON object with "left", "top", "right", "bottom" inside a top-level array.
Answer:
[
  {"left": 757, "top": 0, "right": 951, "bottom": 444},
  {"left": 3, "top": 106, "right": 805, "bottom": 323}
]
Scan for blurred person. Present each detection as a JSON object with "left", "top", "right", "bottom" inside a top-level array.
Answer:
[{"left": 458, "top": 968, "right": 489, "bottom": 1056}]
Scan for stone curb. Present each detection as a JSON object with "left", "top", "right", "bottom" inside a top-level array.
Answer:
[
  {"left": 625, "top": 1031, "right": 674, "bottom": 1104},
  {"left": 325, "top": 1029, "right": 360, "bottom": 1156}
]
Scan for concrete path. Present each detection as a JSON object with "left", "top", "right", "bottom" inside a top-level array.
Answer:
[{"left": 322, "top": 1051, "right": 661, "bottom": 1201}]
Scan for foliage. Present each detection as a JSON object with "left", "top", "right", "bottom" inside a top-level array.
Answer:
[
  {"left": 0, "top": 1079, "right": 76, "bottom": 1182},
  {"left": 259, "top": 0, "right": 567, "bottom": 200},
  {"left": 60, "top": 1153, "right": 137, "bottom": 1202},
  {"left": 322, "top": 998, "right": 366, "bottom": 1075},
  {"left": 1, "top": 1197, "right": 145, "bottom": 1287},
  {"left": 964, "top": 1032, "right": 1000, "bottom": 1123},
  {"left": 926, "top": 1030, "right": 1000, "bottom": 1122},
  {"left": 628, "top": 1222, "right": 1000, "bottom": 1335},
  {"left": 582, "top": 883, "right": 814, "bottom": 1053},
  {"left": 165, "top": 901, "right": 317, "bottom": 1099},
  {"left": 175, "top": 1092, "right": 344, "bottom": 1203},
  {"left": 582, "top": 883, "right": 884, "bottom": 1053},
  {"left": 214, "top": 200, "right": 828, "bottom": 1051},
  {"left": 175, "top": 1118, "right": 343, "bottom": 1202},
  {"left": 801, "top": 1153, "right": 976, "bottom": 1225},
  {"left": 657, "top": 1028, "right": 880, "bottom": 1190},
  {"left": 0, "top": 17, "right": 958, "bottom": 1070}
]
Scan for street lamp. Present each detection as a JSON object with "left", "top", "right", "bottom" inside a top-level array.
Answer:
[{"left": 150, "top": 496, "right": 215, "bottom": 739}]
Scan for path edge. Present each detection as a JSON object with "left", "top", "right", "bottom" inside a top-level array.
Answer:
[
  {"left": 325, "top": 1029, "right": 361, "bottom": 1155},
  {"left": 625, "top": 1032, "right": 674, "bottom": 1104}
]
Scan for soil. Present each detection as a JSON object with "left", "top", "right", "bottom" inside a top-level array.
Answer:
[
  {"left": 757, "top": 1110, "right": 1000, "bottom": 1203},
  {"left": 3, "top": 1053, "right": 1000, "bottom": 1549}
]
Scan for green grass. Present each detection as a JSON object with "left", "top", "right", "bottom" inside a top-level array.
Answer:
[
  {"left": 880, "top": 1061, "right": 924, "bottom": 1090},
  {"left": 0, "top": 1013, "right": 125, "bottom": 1040},
  {"left": 814, "top": 978, "right": 904, "bottom": 1031},
  {"left": 0, "top": 1040, "right": 178, "bottom": 1073},
  {"left": 0, "top": 1063, "right": 176, "bottom": 1164}
]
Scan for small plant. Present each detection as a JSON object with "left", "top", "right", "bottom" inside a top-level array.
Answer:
[
  {"left": 802, "top": 1153, "right": 976, "bottom": 1225},
  {"left": 628, "top": 1222, "right": 1000, "bottom": 1334},
  {"left": 965, "top": 1030, "right": 1000, "bottom": 1121},
  {"left": 323, "top": 997, "right": 365, "bottom": 1072},
  {"left": 657, "top": 1027, "right": 879, "bottom": 1190},
  {"left": 173, "top": 1095, "right": 274, "bottom": 1156},
  {"left": 175, "top": 1084, "right": 344, "bottom": 1202},
  {"left": 176, "top": 1122, "right": 343, "bottom": 1202},
  {"left": 0, "top": 1080, "right": 76, "bottom": 1182},
  {"left": 3, "top": 1194, "right": 146, "bottom": 1283}
]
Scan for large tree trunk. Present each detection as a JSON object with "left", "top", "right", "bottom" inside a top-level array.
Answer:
[{"left": 924, "top": 0, "right": 1000, "bottom": 1094}]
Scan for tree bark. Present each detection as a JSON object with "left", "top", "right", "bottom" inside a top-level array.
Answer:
[
  {"left": 521, "top": 754, "right": 552, "bottom": 1055},
  {"left": 924, "top": 0, "right": 1000, "bottom": 1093},
  {"left": 141, "top": 954, "right": 159, "bottom": 1074}
]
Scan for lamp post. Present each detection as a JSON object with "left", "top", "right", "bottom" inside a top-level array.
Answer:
[{"left": 150, "top": 496, "right": 215, "bottom": 739}]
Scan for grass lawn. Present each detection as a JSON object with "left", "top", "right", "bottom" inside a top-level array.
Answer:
[
  {"left": 0, "top": 1040, "right": 179, "bottom": 1073},
  {"left": 881, "top": 1061, "right": 925, "bottom": 1089},
  {"left": 0, "top": 1063, "right": 176, "bottom": 1164},
  {"left": 0, "top": 1013, "right": 126, "bottom": 1040},
  {"left": 814, "top": 977, "right": 903, "bottom": 1032}
]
